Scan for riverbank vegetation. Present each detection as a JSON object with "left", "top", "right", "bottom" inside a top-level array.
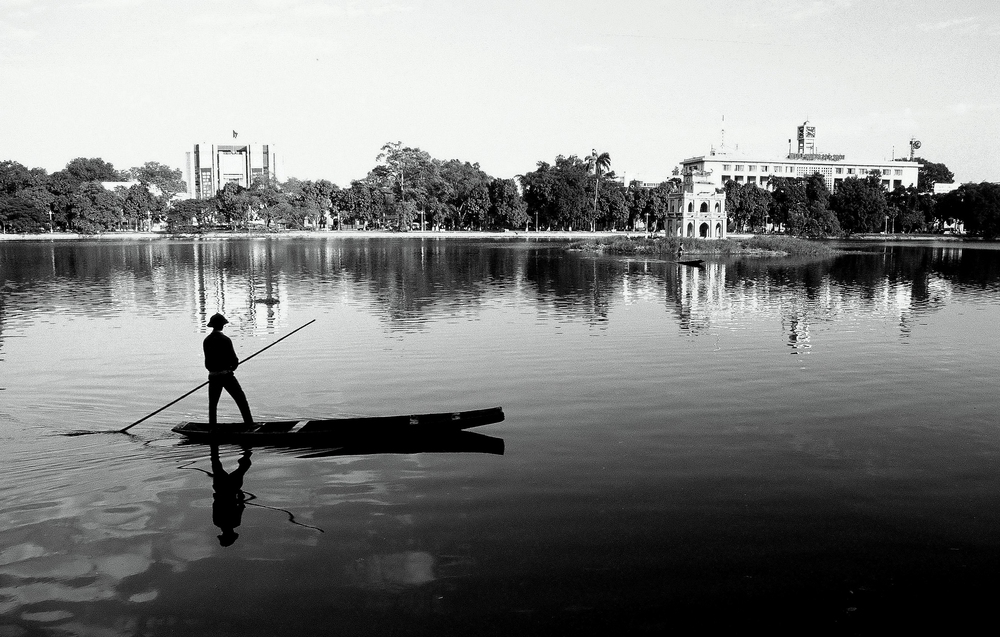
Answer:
[
  {"left": 724, "top": 161, "right": 962, "bottom": 238},
  {"left": 2, "top": 146, "right": 995, "bottom": 239},
  {"left": 572, "top": 235, "right": 836, "bottom": 258}
]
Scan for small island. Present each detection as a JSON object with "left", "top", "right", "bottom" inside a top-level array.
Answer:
[{"left": 571, "top": 234, "right": 837, "bottom": 258}]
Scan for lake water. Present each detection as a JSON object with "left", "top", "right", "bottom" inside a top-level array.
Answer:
[{"left": 2, "top": 236, "right": 1000, "bottom": 634}]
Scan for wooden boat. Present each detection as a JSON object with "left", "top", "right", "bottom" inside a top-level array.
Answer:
[
  {"left": 172, "top": 406, "right": 504, "bottom": 445},
  {"left": 675, "top": 259, "right": 705, "bottom": 267}
]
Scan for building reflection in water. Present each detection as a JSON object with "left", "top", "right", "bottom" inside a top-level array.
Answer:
[
  {"left": 0, "top": 239, "right": 969, "bottom": 350},
  {"left": 189, "top": 241, "right": 290, "bottom": 333},
  {"left": 659, "top": 254, "right": 956, "bottom": 347}
]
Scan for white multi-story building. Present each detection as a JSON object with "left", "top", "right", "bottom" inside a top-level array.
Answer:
[
  {"left": 679, "top": 122, "right": 920, "bottom": 193},
  {"left": 185, "top": 143, "right": 278, "bottom": 199}
]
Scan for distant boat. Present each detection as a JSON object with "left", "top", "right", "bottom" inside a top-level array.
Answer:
[{"left": 675, "top": 259, "right": 705, "bottom": 267}]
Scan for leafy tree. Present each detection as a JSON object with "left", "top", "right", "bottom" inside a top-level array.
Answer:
[
  {"left": 14, "top": 185, "right": 54, "bottom": 228},
  {"left": 127, "top": 161, "right": 186, "bottom": 199},
  {"left": 887, "top": 185, "right": 935, "bottom": 233},
  {"left": 768, "top": 177, "right": 807, "bottom": 231},
  {"left": 520, "top": 155, "right": 592, "bottom": 230},
  {"left": 334, "top": 180, "right": 390, "bottom": 229},
  {"left": 797, "top": 173, "right": 840, "bottom": 237},
  {"left": 624, "top": 182, "right": 674, "bottom": 232},
  {"left": 166, "top": 198, "right": 215, "bottom": 231},
  {"left": 268, "top": 201, "right": 305, "bottom": 229},
  {"left": 725, "top": 180, "right": 772, "bottom": 232},
  {"left": 215, "top": 182, "right": 251, "bottom": 229},
  {"left": 938, "top": 182, "right": 1000, "bottom": 238},
  {"left": 119, "top": 183, "right": 161, "bottom": 231},
  {"left": 0, "top": 160, "right": 47, "bottom": 193},
  {"left": 394, "top": 200, "right": 418, "bottom": 231},
  {"left": 0, "top": 161, "right": 51, "bottom": 232},
  {"left": 489, "top": 178, "right": 527, "bottom": 229},
  {"left": 898, "top": 156, "right": 954, "bottom": 193},
  {"left": 767, "top": 173, "right": 840, "bottom": 237},
  {"left": 831, "top": 174, "right": 887, "bottom": 234},
  {"left": 439, "top": 160, "right": 492, "bottom": 230},
  {"left": 67, "top": 182, "right": 121, "bottom": 233},
  {"left": 0, "top": 196, "right": 48, "bottom": 233},
  {"left": 646, "top": 183, "right": 673, "bottom": 230},
  {"left": 463, "top": 182, "right": 491, "bottom": 230},
  {"left": 626, "top": 183, "right": 651, "bottom": 230},
  {"left": 59, "top": 157, "right": 124, "bottom": 185},
  {"left": 247, "top": 175, "right": 284, "bottom": 228},
  {"left": 371, "top": 142, "right": 443, "bottom": 229},
  {"left": 597, "top": 179, "right": 628, "bottom": 230},
  {"left": 297, "top": 179, "right": 337, "bottom": 229}
]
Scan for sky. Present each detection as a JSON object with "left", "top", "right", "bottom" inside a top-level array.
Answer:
[{"left": 1, "top": 0, "right": 998, "bottom": 186}]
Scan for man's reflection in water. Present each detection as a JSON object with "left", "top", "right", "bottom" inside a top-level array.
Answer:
[{"left": 210, "top": 444, "right": 254, "bottom": 547}]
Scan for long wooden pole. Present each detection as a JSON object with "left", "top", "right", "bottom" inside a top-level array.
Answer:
[{"left": 118, "top": 319, "right": 316, "bottom": 434}]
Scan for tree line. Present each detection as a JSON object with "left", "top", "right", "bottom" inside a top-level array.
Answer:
[
  {"left": 724, "top": 157, "right": 974, "bottom": 238},
  {"left": 3, "top": 146, "right": 998, "bottom": 238}
]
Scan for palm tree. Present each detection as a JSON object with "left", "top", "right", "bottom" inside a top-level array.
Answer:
[{"left": 586, "top": 149, "right": 611, "bottom": 231}]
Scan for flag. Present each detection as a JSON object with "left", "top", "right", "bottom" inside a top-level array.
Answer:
[{"left": 233, "top": 130, "right": 238, "bottom": 139}]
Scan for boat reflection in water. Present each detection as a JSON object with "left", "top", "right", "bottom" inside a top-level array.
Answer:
[{"left": 183, "top": 430, "right": 505, "bottom": 547}]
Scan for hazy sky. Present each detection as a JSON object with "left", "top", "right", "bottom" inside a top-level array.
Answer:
[{"left": 2, "top": 0, "right": 997, "bottom": 185}]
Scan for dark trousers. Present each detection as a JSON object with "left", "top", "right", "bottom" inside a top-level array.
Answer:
[{"left": 208, "top": 373, "right": 254, "bottom": 425}]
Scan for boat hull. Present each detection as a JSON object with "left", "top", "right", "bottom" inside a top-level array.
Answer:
[{"left": 171, "top": 406, "right": 504, "bottom": 446}]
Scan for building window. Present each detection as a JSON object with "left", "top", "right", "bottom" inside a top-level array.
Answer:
[
  {"left": 722, "top": 175, "right": 732, "bottom": 183},
  {"left": 833, "top": 178, "right": 842, "bottom": 192},
  {"left": 882, "top": 180, "right": 890, "bottom": 188},
  {"left": 893, "top": 180, "right": 902, "bottom": 189},
  {"left": 835, "top": 167, "right": 843, "bottom": 174},
  {"left": 735, "top": 165, "right": 744, "bottom": 171},
  {"left": 722, "top": 164, "right": 731, "bottom": 171},
  {"left": 847, "top": 168, "right": 855, "bottom": 174},
  {"left": 747, "top": 176, "right": 757, "bottom": 184},
  {"left": 760, "top": 166, "right": 769, "bottom": 172},
  {"left": 894, "top": 169, "right": 902, "bottom": 176},
  {"left": 735, "top": 176, "right": 744, "bottom": 183},
  {"left": 773, "top": 165, "right": 781, "bottom": 172},
  {"left": 787, "top": 166, "right": 794, "bottom": 173},
  {"left": 748, "top": 165, "right": 756, "bottom": 171}
]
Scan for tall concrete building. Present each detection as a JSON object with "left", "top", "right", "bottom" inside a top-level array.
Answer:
[{"left": 185, "top": 143, "right": 278, "bottom": 199}]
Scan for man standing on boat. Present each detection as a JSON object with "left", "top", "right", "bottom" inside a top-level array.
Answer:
[{"left": 204, "top": 313, "right": 254, "bottom": 426}]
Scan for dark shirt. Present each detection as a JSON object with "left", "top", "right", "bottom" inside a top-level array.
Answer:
[{"left": 204, "top": 330, "right": 240, "bottom": 373}]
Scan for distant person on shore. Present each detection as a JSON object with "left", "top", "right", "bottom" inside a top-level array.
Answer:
[
  {"left": 677, "top": 242, "right": 685, "bottom": 259},
  {"left": 204, "top": 313, "right": 254, "bottom": 426}
]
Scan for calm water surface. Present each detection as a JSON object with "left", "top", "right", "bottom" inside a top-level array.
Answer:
[{"left": 2, "top": 237, "right": 1000, "bottom": 634}]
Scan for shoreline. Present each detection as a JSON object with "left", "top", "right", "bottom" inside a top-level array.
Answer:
[
  {"left": 0, "top": 230, "right": 644, "bottom": 242},
  {"left": 0, "top": 230, "right": 969, "bottom": 242}
]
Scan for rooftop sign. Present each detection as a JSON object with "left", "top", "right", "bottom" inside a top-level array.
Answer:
[{"left": 786, "top": 153, "right": 846, "bottom": 161}]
